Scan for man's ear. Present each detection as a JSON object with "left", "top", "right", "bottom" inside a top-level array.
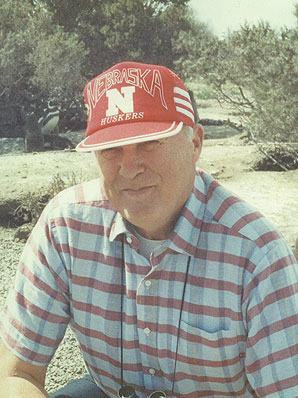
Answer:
[{"left": 192, "top": 124, "right": 204, "bottom": 163}]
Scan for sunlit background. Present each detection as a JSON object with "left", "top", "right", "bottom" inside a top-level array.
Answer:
[{"left": 190, "top": 0, "right": 297, "bottom": 36}]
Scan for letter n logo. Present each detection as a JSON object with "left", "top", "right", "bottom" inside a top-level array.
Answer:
[{"left": 106, "top": 86, "right": 136, "bottom": 116}]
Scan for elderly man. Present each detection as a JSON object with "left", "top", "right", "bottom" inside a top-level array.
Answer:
[{"left": 0, "top": 62, "right": 297, "bottom": 398}]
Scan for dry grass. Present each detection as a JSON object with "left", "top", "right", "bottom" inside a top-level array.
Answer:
[{"left": 11, "top": 172, "right": 87, "bottom": 226}]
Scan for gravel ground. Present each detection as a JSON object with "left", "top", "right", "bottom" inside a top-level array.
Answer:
[
  {"left": 0, "top": 228, "right": 23, "bottom": 310},
  {"left": 0, "top": 227, "right": 86, "bottom": 393}
]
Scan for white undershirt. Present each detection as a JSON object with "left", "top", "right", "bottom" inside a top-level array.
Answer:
[{"left": 131, "top": 226, "right": 166, "bottom": 260}]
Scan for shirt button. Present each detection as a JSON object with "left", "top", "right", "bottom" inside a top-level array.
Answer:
[
  {"left": 144, "top": 327, "right": 151, "bottom": 335},
  {"left": 145, "top": 280, "right": 152, "bottom": 287},
  {"left": 127, "top": 236, "right": 132, "bottom": 244},
  {"left": 149, "top": 368, "right": 155, "bottom": 375}
]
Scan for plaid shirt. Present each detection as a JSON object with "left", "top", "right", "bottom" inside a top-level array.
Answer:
[{"left": 1, "top": 171, "right": 297, "bottom": 397}]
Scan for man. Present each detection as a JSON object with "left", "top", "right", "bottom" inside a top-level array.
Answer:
[{"left": 0, "top": 61, "right": 297, "bottom": 398}]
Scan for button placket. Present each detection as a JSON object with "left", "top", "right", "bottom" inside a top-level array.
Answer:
[{"left": 136, "top": 277, "right": 161, "bottom": 391}]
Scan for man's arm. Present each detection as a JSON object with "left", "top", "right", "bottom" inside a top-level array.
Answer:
[{"left": 0, "top": 343, "right": 49, "bottom": 398}]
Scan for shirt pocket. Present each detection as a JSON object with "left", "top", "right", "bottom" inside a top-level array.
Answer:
[{"left": 168, "top": 321, "right": 247, "bottom": 394}]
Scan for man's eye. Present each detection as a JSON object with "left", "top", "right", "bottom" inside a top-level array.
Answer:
[
  {"left": 138, "top": 141, "right": 161, "bottom": 152},
  {"left": 100, "top": 147, "right": 121, "bottom": 159}
]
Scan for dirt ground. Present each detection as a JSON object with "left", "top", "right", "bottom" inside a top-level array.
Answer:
[
  {"left": 0, "top": 99, "right": 297, "bottom": 252},
  {"left": 0, "top": 133, "right": 297, "bottom": 252}
]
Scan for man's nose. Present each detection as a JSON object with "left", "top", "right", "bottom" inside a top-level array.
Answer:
[{"left": 118, "top": 146, "right": 145, "bottom": 179}]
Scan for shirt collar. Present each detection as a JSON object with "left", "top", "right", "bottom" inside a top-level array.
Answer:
[
  {"left": 109, "top": 212, "right": 129, "bottom": 242},
  {"left": 168, "top": 172, "right": 206, "bottom": 257},
  {"left": 109, "top": 172, "right": 206, "bottom": 255}
]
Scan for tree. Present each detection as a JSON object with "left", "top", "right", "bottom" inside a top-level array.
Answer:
[
  {"left": 187, "top": 20, "right": 298, "bottom": 144},
  {"left": 30, "top": 0, "right": 205, "bottom": 76},
  {"left": 0, "top": 0, "right": 88, "bottom": 115},
  {"left": 1, "top": 0, "right": 212, "bottom": 133},
  {"left": 27, "top": 29, "right": 88, "bottom": 101},
  {"left": 173, "top": 5, "right": 298, "bottom": 169},
  {"left": 172, "top": 10, "right": 214, "bottom": 79}
]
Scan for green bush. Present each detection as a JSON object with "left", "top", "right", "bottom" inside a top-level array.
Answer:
[{"left": 179, "top": 16, "right": 298, "bottom": 170}]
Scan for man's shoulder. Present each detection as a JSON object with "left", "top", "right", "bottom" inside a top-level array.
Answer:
[
  {"left": 196, "top": 171, "right": 281, "bottom": 248},
  {"left": 27, "top": 179, "right": 117, "bottom": 250},
  {"left": 54, "top": 178, "right": 106, "bottom": 204},
  {"left": 45, "top": 178, "right": 116, "bottom": 219}
]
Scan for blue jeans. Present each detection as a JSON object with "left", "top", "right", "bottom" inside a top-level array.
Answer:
[{"left": 49, "top": 375, "right": 109, "bottom": 398}]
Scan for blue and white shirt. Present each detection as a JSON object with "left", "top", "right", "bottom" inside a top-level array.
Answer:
[{"left": 1, "top": 171, "right": 297, "bottom": 397}]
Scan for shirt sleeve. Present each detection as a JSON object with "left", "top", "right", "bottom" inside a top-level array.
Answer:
[
  {"left": 0, "top": 206, "right": 70, "bottom": 366},
  {"left": 243, "top": 240, "right": 298, "bottom": 397}
]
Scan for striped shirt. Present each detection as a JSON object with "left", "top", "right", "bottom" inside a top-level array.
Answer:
[{"left": 1, "top": 171, "right": 297, "bottom": 397}]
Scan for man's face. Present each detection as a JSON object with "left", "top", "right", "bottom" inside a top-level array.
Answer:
[{"left": 95, "top": 125, "right": 203, "bottom": 240}]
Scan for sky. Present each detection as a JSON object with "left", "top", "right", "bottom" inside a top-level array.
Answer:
[{"left": 189, "top": 0, "right": 297, "bottom": 37}]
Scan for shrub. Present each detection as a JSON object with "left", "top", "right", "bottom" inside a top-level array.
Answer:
[
  {"left": 253, "top": 143, "right": 298, "bottom": 171},
  {"left": 180, "top": 16, "right": 298, "bottom": 170},
  {"left": 11, "top": 172, "right": 86, "bottom": 226}
]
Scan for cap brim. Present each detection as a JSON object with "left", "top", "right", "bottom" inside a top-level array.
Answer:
[{"left": 75, "top": 121, "right": 183, "bottom": 152}]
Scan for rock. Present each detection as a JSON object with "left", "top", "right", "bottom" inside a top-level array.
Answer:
[
  {"left": 24, "top": 113, "right": 44, "bottom": 152},
  {"left": 203, "top": 125, "right": 240, "bottom": 139},
  {"left": 0, "top": 138, "right": 24, "bottom": 154},
  {"left": 14, "top": 223, "right": 34, "bottom": 242},
  {"left": 43, "top": 133, "right": 73, "bottom": 150}
]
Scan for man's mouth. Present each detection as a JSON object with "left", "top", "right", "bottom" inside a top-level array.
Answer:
[{"left": 121, "top": 185, "right": 154, "bottom": 197}]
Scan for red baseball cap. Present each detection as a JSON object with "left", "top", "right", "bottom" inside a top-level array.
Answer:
[{"left": 76, "top": 61, "right": 195, "bottom": 152}]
